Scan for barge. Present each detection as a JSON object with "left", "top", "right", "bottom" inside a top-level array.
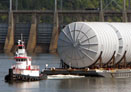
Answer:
[
  {"left": 46, "top": 22, "right": 131, "bottom": 78},
  {"left": 41, "top": 68, "right": 131, "bottom": 78}
]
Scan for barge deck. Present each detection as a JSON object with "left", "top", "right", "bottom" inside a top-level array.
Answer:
[{"left": 42, "top": 68, "right": 131, "bottom": 78}]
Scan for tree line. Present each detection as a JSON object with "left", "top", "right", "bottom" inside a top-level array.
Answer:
[
  {"left": 0, "top": 0, "right": 130, "bottom": 10},
  {"left": 0, "top": 0, "right": 130, "bottom": 23}
]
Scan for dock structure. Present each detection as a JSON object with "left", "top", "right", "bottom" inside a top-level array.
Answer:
[{"left": 0, "top": 0, "right": 131, "bottom": 53}]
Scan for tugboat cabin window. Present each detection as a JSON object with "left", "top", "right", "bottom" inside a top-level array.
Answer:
[
  {"left": 18, "top": 46, "right": 23, "bottom": 49},
  {"left": 16, "top": 59, "right": 18, "bottom": 61},
  {"left": 16, "top": 58, "right": 26, "bottom": 62}
]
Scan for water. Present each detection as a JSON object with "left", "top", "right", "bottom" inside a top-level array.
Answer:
[{"left": 0, "top": 54, "right": 131, "bottom": 92}]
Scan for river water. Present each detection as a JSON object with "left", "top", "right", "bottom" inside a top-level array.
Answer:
[{"left": 0, "top": 54, "right": 131, "bottom": 92}]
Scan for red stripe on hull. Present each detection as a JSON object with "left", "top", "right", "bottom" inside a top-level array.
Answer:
[
  {"left": 14, "top": 57, "right": 28, "bottom": 59},
  {"left": 17, "top": 45, "right": 24, "bottom": 47}
]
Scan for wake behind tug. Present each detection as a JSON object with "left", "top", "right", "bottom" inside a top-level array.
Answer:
[{"left": 5, "top": 37, "right": 46, "bottom": 82}]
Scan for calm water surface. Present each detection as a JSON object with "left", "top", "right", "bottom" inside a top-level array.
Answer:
[{"left": 0, "top": 54, "right": 131, "bottom": 92}]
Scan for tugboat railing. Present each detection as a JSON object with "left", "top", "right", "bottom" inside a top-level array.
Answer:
[
  {"left": 31, "top": 65, "right": 39, "bottom": 70},
  {"left": 11, "top": 65, "right": 39, "bottom": 70}
]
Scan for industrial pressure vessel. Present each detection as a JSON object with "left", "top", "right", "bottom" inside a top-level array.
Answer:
[
  {"left": 119, "top": 23, "right": 131, "bottom": 63},
  {"left": 58, "top": 22, "right": 119, "bottom": 68},
  {"left": 108, "top": 23, "right": 131, "bottom": 63}
]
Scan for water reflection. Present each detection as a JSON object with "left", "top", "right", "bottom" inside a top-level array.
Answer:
[
  {"left": 54, "top": 77, "right": 131, "bottom": 92},
  {"left": 8, "top": 81, "right": 39, "bottom": 92},
  {"left": 5, "top": 77, "right": 131, "bottom": 92},
  {"left": 10, "top": 81, "right": 39, "bottom": 88},
  {"left": 2, "top": 54, "right": 131, "bottom": 92}
]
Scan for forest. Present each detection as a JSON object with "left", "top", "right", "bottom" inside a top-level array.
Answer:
[
  {"left": 0, "top": 0, "right": 130, "bottom": 10},
  {"left": 0, "top": 0, "right": 130, "bottom": 23},
  {"left": 0, "top": 0, "right": 131, "bottom": 10}
]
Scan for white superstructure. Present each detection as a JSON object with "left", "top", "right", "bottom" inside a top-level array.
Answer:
[{"left": 11, "top": 38, "right": 39, "bottom": 77}]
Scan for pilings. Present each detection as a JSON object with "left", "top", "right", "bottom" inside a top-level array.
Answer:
[
  {"left": 49, "top": 14, "right": 59, "bottom": 54},
  {"left": 99, "top": 0, "right": 104, "bottom": 22},
  {"left": 49, "top": 0, "right": 59, "bottom": 54},
  {"left": 123, "top": 0, "right": 128, "bottom": 22},
  {"left": 4, "top": 12, "right": 14, "bottom": 53},
  {"left": 4, "top": 0, "right": 14, "bottom": 53},
  {"left": 27, "top": 14, "right": 37, "bottom": 53}
]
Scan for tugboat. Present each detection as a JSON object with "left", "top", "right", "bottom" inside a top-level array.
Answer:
[{"left": 5, "top": 35, "right": 46, "bottom": 82}]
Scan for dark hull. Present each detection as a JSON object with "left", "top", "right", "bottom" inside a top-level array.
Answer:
[
  {"left": 42, "top": 68, "right": 131, "bottom": 78},
  {"left": 5, "top": 73, "right": 47, "bottom": 82}
]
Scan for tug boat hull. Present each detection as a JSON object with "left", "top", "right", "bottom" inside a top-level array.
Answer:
[{"left": 5, "top": 69, "right": 47, "bottom": 82}]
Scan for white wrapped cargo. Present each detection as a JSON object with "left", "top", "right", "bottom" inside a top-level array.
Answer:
[{"left": 58, "top": 22, "right": 119, "bottom": 68}]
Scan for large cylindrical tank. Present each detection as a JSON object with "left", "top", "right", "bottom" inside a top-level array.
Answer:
[
  {"left": 125, "top": 23, "right": 131, "bottom": 62},
  {"left": 58, "top": 22, "right": 119, "bottom": 68},
  {"left": 108, "top": 23, "right": 131, "bottom": 63}
]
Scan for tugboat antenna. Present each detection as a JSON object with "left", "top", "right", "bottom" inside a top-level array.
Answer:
[{"left": 21, "top": 33, "right": 23, "bottom": 41}]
